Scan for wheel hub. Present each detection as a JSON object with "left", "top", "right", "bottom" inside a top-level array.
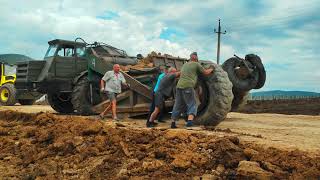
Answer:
[
  {"left": 235, "top": 65, "right": 250, "bottom": 79},
  {"left": 234, "top": 60, "right": 254, "bottom": 80},
  {"left": 0, "top": 88, "right": 9, "bottom": 102}
]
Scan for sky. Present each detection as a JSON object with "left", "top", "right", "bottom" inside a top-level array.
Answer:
[{"left": 0, "top": 0, "right": 319, "bottom": 92}]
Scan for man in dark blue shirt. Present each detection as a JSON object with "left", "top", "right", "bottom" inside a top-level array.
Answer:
[{"left": 147, "top": 67, "right": 180, "bottom": 127}]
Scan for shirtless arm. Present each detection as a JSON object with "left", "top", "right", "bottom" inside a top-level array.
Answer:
[{"left": 100, "top": 80, "right": 105, "bottom": 92}]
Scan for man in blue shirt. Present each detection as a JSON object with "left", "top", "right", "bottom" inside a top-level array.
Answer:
[
  {"left": 153, "top": 72, "right": 165, "bottom": 92},
  {"left": 146, "top": 66, "right": 168, "bottom": 124},
  {"left": 147, "top": 67, "right": 180, "bottom": 127}
]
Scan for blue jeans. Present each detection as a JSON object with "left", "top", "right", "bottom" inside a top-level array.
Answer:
[{"left": 171, "top": 88, "right": 197, "bottom": 121}]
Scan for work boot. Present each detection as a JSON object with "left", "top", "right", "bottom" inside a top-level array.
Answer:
[
  {"left": 146, "top": 121, "right": 158, "bottom": 128},
  {"left": 171, "top": 122, "right": 177, "bottom": 129},
  {"left": 186, "top": 120, "right": 193, "bottom": 127},
  {"left": 98, "top": 114, "right": 104, "bottom": 120}
]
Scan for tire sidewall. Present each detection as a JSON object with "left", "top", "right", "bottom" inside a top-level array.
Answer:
[
  {"left": 222, "top": 57, "right": 259, "bottom": 91},
  {"left": 71, "top": 76, "right": 95, "bottom": 115},
  {"left": 195, "top": 64, "right": 233, "bottom": 126},
  {"left": 0, "top": 83, "right": 16, "bottom": 106},
  {"left": 245, "top": 54, "right": 266, "bottom": 89}
]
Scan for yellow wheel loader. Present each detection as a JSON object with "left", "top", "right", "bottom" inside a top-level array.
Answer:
[
  {"left": 0, "top": 55, "right": 41, "bottom": 106},
  {"left": 0, "top": 62, "right": 17, "bottom": 105}
]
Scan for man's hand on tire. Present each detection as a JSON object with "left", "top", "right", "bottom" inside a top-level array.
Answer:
[{"left": 203, "top": 68, "right": 214, "bottom": 75}]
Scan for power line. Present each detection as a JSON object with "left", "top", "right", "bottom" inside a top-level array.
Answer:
[{"left": 214, "top": 19, "right": 226, "bottom": 64}]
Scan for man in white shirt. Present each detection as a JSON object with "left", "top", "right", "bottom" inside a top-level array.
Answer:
[{"left": 99, "top": 64, "right": 127, "bottom": 120}]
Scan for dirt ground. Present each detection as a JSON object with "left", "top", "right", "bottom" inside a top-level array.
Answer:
[{"left": 0, "top": 105, "right": 319, "bottom": 179}]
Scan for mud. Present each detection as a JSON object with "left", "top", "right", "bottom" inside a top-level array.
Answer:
[{"left": 0, "top": 110, "right": 319, "bottom": 179}]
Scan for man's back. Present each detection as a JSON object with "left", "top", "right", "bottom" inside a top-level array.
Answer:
[
  {"left": 157, "top": 74, "right": 177, "bottom": 97},
  {"left": 176, "top": 61, "right": 204, "bottom": 89}
]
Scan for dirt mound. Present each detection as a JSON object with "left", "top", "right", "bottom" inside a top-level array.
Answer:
[
  {"left": 0, "top": 110, "right": 319, "bottom": 179},
  {"left": 120, "top": 51, "right": 181, "bottom": 71},
  {"left": 240, "top": 98, "right": 320, "bottom": 115}
]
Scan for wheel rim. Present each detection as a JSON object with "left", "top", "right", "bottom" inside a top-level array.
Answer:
[{"left": 0, "top": 88, "right": 9, "bottom": 102}]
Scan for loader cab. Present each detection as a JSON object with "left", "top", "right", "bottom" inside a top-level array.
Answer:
[
  {"left": 0, "top": 63, "right": 2, "bottom": 83},
  {"left": 0, "top": 63, "right": 16, "bottom": 85}
]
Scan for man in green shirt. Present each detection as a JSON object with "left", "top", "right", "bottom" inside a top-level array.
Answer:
[{"left": 171, "top": 52, "right": 214, "bottom": 128}]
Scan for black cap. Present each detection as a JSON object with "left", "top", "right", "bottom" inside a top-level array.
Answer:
[{"left": 190, "top": 52, "right": 197, "bottom": 57}]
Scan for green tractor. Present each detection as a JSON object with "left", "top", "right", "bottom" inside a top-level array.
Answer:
[{"left": 15, "top": 38, "right": 265, "bottom": 126}]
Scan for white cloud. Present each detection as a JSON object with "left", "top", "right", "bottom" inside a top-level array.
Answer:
[
  {"left": 0, "top": 2, "right": 192, "bottom": 58},
  {"left": 0, "top": 0, "right": 319, "bottom": 92}
]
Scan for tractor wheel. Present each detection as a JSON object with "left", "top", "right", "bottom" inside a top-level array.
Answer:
[
  {"left": 47, "top": 93, "right": 74, "bottom": 113},
  {"left": 222, "top": 57, "right": 259, "bottom": 91},
  {"left": 18, "top": 99, "right": 35, "bottom": 105},
  {"left": 231, "top": 89, "right": 249, "bottom": 111},
  {"left": 245, "top": 54, "right": 266, "bottom": 89},
  {"left": 195, "top": 63, "right": 234, "bottom": 126},
  {"left": 72, "top": 75, "right": 102, "bottom": 115},
  {"left": 0, "top": 83, "right": 16, "bottom": 106}
]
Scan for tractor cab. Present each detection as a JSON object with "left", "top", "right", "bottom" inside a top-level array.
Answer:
[
  {"left": 44, "top": 39, "right": 87, "bottom": 60},
  {"left": 34, "top": 39, "right": 89, "bottom": 88}
]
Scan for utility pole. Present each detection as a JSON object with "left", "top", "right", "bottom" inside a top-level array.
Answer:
[{"left": 214, "top": 19, "right": 226, "bottom": 64}]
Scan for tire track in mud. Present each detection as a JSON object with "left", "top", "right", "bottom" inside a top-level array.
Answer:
[{"left": 0, "top": 110, "right": 319, "bottom": 179}]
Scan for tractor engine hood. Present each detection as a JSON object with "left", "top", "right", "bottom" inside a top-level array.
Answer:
[
  {"left": 90, "top": 45, "right": 138, "bottom": 66},
  {"left": 100, "top": 56, "right": 138, "bottom": 66}
]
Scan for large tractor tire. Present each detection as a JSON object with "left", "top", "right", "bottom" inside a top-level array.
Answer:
[
  {"left": 18, "top": 99, "right": 35, "bottom": 105},
  {"left": 231, "top": 89, "right": 249, "bottom": 111},
  {"left": 195, "top": 63, "right": 234, "bottom": 126},
  {"left": 0, "top": 83, "right": 16, "bottom": 106},
  {"left": 222, "top": 57, "right": 259, "bottom": 91},
  {"left": 72, "top": 75, "right": 102, "bottom": 115},
  {"left": 47, "top": 93, "right": 74, "bottom": 113},
  {"left": 245, "top": 54, "right": 266, "bottom": 89}
]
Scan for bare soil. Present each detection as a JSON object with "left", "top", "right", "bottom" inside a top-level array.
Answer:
[{"left": 0, "top": 106, "right": 319, "bottom": 179}]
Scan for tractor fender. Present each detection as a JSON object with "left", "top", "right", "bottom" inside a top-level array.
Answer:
[{"left": 73, "top": 71, "right": 88, "bottom": 85}]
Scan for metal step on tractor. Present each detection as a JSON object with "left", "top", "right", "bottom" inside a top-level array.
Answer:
[{"left": 15, "top": 38, "right": 266, "bottom": 126}]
